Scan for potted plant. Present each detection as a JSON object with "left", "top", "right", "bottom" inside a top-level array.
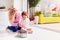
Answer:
[
  {"left": 28, "top": 0, "right": 40, "bottom": 18},
  {"left": 34, "top": 11, "right": 41, "bottom": 24}
]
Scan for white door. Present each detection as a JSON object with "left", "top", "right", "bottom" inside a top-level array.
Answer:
[{"left": 14, "top": 0, "right": 27, "bottom": 12}]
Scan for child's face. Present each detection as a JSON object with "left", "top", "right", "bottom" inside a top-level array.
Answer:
[
  {"left": 9, "top": 10, "right": 16, "bottom": 15},
  {"left": 22, "top": 15, "right": 27, "bottom": 20}
]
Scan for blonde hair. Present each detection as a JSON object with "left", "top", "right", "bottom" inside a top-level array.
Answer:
[{"left": 8, "top": 7, "right": 16, "bottom": 24}]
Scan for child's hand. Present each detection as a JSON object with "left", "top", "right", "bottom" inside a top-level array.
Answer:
[
  {"left": 19, "top": 23, "right": 23, "bottom": 27},
  {"left": 27, "top": 28, "right": 33, "bottom": 34}
]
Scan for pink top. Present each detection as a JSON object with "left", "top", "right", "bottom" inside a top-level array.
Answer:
[{"left": 11, "top": 11, "right": 21, "bottom": 26}]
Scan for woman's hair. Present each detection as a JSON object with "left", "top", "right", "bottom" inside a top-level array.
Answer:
[{"left": 21, "top": 11, "right": 27, "bottom": 16}]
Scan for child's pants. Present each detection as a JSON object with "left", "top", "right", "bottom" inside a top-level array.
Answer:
[{"left": 7, "top": 26, "right": 21, "bottom": 32}]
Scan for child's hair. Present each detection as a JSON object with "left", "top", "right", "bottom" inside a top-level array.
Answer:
[
  {"left": 8, "top": 7, "right": 17, "bottom": 24},
  {"left": 9, "top": 8, "right": 16, "bottom": 13},
  {"left": 21, "top": 11, "right": 27, "bottom": 16}
]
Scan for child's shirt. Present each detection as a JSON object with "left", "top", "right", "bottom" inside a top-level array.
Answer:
[
  {"left": 11, "top": 11, "right": 21, "bottom": 26},
  {"left": 20, "top": 18, "right": 30, "bottom": 29}
]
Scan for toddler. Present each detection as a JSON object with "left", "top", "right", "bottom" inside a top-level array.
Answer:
[{"left": 19, "top": 11, "right": 33, "bottom": 34}]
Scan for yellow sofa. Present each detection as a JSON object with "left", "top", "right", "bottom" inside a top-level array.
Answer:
[{"left": 38, "top": 13, "right": 60, "bottom": 24}]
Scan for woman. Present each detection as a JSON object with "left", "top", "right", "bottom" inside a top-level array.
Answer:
[{"left": 6, "top": 7, "right": 21, "bottom": 32}]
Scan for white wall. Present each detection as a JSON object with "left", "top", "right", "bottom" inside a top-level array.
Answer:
[
  {"left": 14, "top": 0, "right": 22, "bottom": 11},
  {"left": 14, "top": 0, "right": 27, "bottom": 12},
  {"left": 0, "top": 11, "right": 11, "bottom": 31},
  {"left": 0, "top": 0, "right": 13, "bottom": 11},
  {"left": 35, "top": 0, "right": 60, "bottom": 13},
  {"left": 0, "top": 0, "right": 13, "bottom": 30},
  {"left": 22, "top": 0, "right": 27, "bottom": 12},
  {"left": 35, "top": 1, "right": 41, "bottom": 11}
]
